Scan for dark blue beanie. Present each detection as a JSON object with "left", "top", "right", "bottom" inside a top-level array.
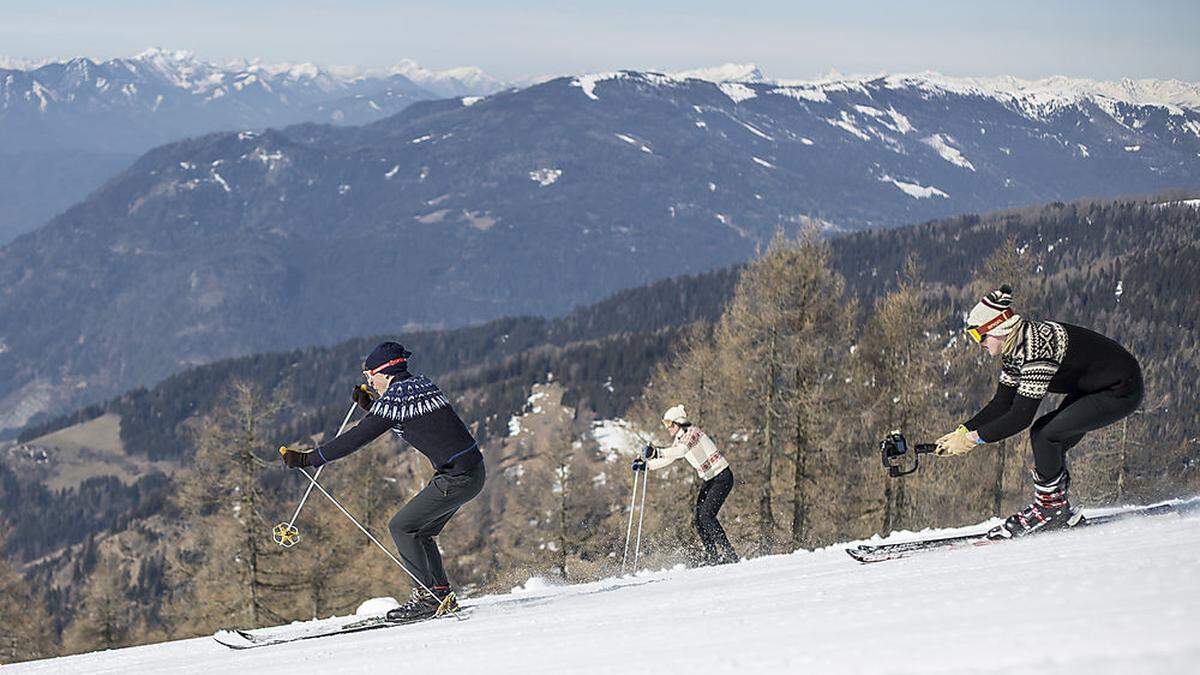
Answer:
[{"left": 364, "top": 341, "right": 412, "bottom": 376}]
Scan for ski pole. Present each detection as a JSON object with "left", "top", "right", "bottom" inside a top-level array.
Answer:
[
  {"left": 294, "top": 466, "right": 466, "bottom": 621},
  {"left": 632, "top": 466, "right": 649, "bottom": 571},
  {"left": 273, "top": 403, "right": 357, "bottom": 547},
  {"left": 620, "top": 468, "right": 641, "bottom": 574}
]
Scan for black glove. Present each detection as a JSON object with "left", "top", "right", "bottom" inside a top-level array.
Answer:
[
  {"left": 631, "top": 458, "right": 647, "bottom": 472},
  {"left": 280, "top": 445, "right": 315, "bottom": 469},
  {"left": 352, "top": 384, "right": 378, "bottom": 411},
  {"left": 642, "top": 444, "right": 658, "bottom": 460}
]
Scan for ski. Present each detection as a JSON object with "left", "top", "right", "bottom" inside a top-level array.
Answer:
[
  {"left": 212, "top": 608, "right": 472, "bottom": 650},
  {"left": 846, "top": 500, "right": 1196, "bottom": 563}
]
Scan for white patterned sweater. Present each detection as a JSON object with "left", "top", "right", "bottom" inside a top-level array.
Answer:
[{"left": 647, "top": 426, "right": 730, "bottom": 481}]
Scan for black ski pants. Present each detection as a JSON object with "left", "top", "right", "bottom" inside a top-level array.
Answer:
[
  {"left": 388, "top": 460, "right": 486, "bottom": 590},
  {"left": 695, "top": 467, "right": 737, "bottom": 565},
  {"left": 1030, "top": 381, "right": 1143, "bottom": 481}
]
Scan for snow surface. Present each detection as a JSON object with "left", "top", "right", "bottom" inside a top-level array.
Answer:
[
  {"left": 590, "top": 418, "right": 645, "bottom": 461},
  {"left": 718, "top": 82, "right": 757, "bottom": 103},
  {"left": 921, "top": 134, "right": 976, "bottom": 171},
  {"left": 15, "top": 503, "right": 1200, "bottom": 674},
  {"left": 528, "top": 168, "right": 562, "bottom": 187},
  {"left": 879, "top": 174, "right": 949, "bottom": 199}
]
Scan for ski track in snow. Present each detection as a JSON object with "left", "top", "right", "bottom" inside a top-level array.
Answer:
[{"left": 14, "top": 504, "right": 1200, "bottom": 674}]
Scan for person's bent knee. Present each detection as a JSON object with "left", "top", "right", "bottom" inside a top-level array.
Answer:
[{"left": 389, "top": 510, "right": 422, "bottom": 540}]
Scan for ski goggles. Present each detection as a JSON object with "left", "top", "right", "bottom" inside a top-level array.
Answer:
[
  {"left": 966, "top": 309, "right": 1013, "bottom": 343},
  {"left": 364, "top": 356, "right": 407, "bottom": 377}
]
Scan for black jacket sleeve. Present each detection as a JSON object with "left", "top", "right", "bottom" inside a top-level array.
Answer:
[
  {"left": 311, "top": 414, "right": 394, "bottom": 466},
  {"left": 974, "top": 395, "right": 1042, "bottom": 443},
  {"left": 963, "top": 382, "right": 1017, "bottom": 432}
]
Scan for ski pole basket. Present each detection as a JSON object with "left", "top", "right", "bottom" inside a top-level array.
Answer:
[{"left": 880, "top": 430, "right": 936, "bottom": 477}]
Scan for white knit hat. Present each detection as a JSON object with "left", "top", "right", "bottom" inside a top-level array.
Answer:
[
  {"left": 966, "top": 285, "right": 1022, "bottom": 338},
  {"left": 662, "top": 405, "right": 688, "bottom": 427}
]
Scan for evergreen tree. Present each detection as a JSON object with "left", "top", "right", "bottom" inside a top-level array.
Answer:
[
  {"left": 62, "top": 553, "right": 133, "bottom": 652},
  {"left": 0, "top": 527, "right": 56, "bottom": 663}
]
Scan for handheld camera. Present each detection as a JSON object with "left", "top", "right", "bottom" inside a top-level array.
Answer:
[{"left": 880, "top": 430, "right": 936, "bottom": 478}]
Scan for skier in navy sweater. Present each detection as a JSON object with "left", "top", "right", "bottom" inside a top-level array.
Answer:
[{"left": 280, "top": 342, "right": 485, "bottom": 621}]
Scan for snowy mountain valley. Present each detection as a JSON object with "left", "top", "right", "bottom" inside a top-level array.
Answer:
[{"left": 0, "top": 49, "right": 504, "bottom": 243}]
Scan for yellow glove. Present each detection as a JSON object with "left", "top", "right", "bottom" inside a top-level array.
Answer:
[{"left": 935, "top": 426, "right": 977, "bottom": 457}]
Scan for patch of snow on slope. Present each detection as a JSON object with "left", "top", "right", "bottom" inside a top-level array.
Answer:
[
  {"left": 718, "top": 82, "right": 757, "bottom": 103},
  {"left": 210, "top": 170, "right": 231, "bottom": 193},
  {"left": 824, "top": 111, "right": 870, "bottom": 140},
  {"left": 879, "top": 174, "right": 948, "bottom": 199},
  {"left": 571, "top": 72, "right": 627, "bottom": 100},
  {"left": 614, "top": 133, "right": 653, "bottom": 153},
  {"left": 922, "top": 133, "right": 976, "bottom": 170},
  {"left": 886, "top": 107, "right": 914, "bottom": 134},
  {"left": 769, "top": 85, "right": 828, "bottom": 103},
  {"left": 853, "top": 104, "right": 885, "bottom": 118},
  {"left": 591, "top": 419, "right": 645, "bottom": 461},
  {"left": 529, "top": 168, "right": 562, "bottom": 186},
  {"left": 738, "top": 120, "right": 773, "bottom": 140}
]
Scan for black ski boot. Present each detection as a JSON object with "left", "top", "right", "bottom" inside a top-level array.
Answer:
[
  {"left": 386, "top": 586, "right": 457, "bottom": 623},
  {"left": 988, "top": 469, "right": 1075, "bottom": 539}
]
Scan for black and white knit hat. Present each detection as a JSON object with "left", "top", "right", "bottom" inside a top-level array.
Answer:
[
  {"left": 967, "top": 285, "right": 1022, "bottom": 337},
  {"left": 364, "top": 341, "right": 412, "bottom": 376}
]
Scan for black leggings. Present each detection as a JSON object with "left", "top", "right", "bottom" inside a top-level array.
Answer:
[
  {"left": 388, "top": 460, "right": 486, "bottom": 589},
  {"left": 694, "top": 467, "right": 737, "bottom": 564},
  {"left": 1030, "top": 384, "right": 1142, "bottom": 481}
]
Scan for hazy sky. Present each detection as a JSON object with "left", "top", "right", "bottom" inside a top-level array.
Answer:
[{"left": 3, "top": 1, "right": 1198, "bottom": 81}]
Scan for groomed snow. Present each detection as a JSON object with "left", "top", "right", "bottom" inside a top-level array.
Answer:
[{"left": 16, "top": 503, "right": 1200, "bottom": 674}]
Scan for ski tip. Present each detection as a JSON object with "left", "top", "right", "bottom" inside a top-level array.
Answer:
[{"left": 212, "top": 629, "right": 257, "bottom": 650}]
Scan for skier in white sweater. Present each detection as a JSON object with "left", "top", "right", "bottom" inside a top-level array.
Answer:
[{"left": 641, "top": 405, "right": 738, "bottom": 565}]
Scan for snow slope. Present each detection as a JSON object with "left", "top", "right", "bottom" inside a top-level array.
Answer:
[{"left": 13, "top": 504, "right": 1200, "bottom": 674}]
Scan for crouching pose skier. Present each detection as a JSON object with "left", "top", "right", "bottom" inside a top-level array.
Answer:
[
  {"left": 641, "top": 405, "right": 738, "bottom": 565},
  {"left": 935, "top": 286, "right": 1143, "bottom": 539},
  {"left": 280, "top": 342, "right": 486, "bottom": 621}
]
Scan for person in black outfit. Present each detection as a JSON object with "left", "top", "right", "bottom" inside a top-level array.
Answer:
[
  {"left": 280, "top": 342, "right": 485, "bottom": 621},
  {"left": 935, "top": 286, "right": 1143, "bottom": 538}
]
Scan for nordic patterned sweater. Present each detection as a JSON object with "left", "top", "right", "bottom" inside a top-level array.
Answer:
[
  {"left": 309, "top": 374, "right": 481, "bottom": 473},
  {"left": 647, "top": 426, "right": 730, "bottom": 481},
  {"left": 964, "top": 320, "right": 1142, "bottom": 443}
]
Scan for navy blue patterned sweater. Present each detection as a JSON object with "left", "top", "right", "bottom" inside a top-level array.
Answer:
[{"left": 311, "top": 374, "right": 481, "bottom": 473}]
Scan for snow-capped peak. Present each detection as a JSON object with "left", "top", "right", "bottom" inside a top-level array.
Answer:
[
  {"left": 385, "top": 59, "right": 505, "bottom": 96},
  {"left": 130, "top": 47, "right": 222, "bottom": 91},
  {"left": 671, "top": 63, "right": 765, "bottom": 83},
  {"left": 0, "top": 55, "right": 52, "bottom": 70},
  {"left": 565, "top": 64, "right": 1200, "bottom": 113}
]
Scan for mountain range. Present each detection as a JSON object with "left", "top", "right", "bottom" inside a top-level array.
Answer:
[
  {"left": 1, "top": 64, "right": 1198, "bottom": 431},
  {"left": 0, "top": 49, "right": 505, "bottom": 243}
]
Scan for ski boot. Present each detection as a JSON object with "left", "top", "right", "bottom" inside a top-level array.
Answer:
[
  {"left": 988, "top": 469, "right": 1076, "bottom": 539},
  {"left": 385, "top": 585, "right": 458, "bottom": 623}
]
